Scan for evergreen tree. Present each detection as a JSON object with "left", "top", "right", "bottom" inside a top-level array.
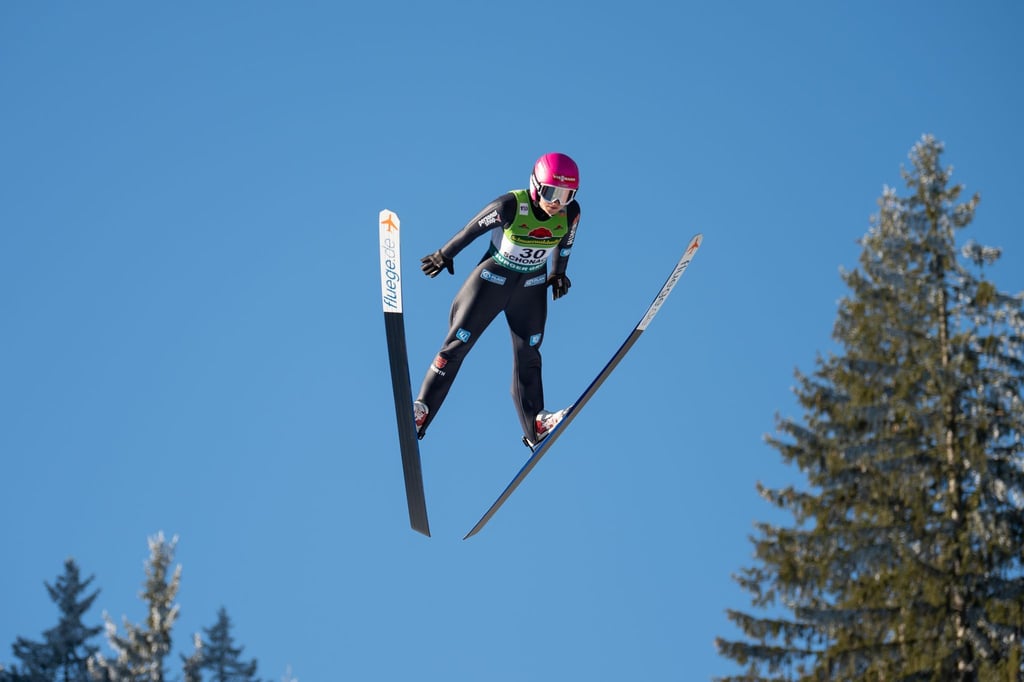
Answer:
[
  {"left": 1, "top": 559, "right": 102, "bottom": 682},
  {"left": 181, "top": 608, "right": 264, "bottom": 682},
  {"left": 716, "top": 136, "right": 1024, "bottom": 680},
  {"left": 182, "top": 635, "right": 203, "bottom": 682},
  {"left": 89, "top": 533, "right": 182, "bottom": 682}
]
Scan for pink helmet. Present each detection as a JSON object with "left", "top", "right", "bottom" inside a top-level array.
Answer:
[{"left": 529, "top": 152, "right": 579, "bottom": 205}]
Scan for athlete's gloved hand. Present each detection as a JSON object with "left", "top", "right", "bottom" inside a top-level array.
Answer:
[
  {"left": 548, "top": 273, "right": 571, "bottom": 300},
  {"left": 420, "top": 250, "right": 454, "bottom": 278}
]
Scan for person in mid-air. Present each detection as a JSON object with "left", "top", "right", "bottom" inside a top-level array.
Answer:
[{"left": 414, "top": 152, "right": 581, "bottom": 447}]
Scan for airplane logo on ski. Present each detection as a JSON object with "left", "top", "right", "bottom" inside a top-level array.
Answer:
[{"left": 380, "top": 212, "right": 399, "bottom": 233}]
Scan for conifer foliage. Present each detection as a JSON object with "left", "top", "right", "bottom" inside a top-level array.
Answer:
[
  {"left": 0, "top": 559, "right": 102, "bottom": 682},
  {"left": 182, "top": 608, "right": 264, "bottom": 682},
  {"left": 2, "top": 535, "right": 275, "bottom": 682},
  {"left": 89, "top": 533, "right": 182, "bottom": 682},
  {"left": 716, "top": 136, "right": 1024, "bottom": 680}
]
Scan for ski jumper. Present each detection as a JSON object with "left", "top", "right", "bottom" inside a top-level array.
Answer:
[{"left": 417, "top": 190, "right": 581, "bottom": 440}]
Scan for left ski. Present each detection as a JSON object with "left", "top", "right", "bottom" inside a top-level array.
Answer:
[
  {"left": 463, "top": 233, "right": 703, "bottom": 539},
  {"left": 379, "top": 209, "right": 430, "bottom": 537}
]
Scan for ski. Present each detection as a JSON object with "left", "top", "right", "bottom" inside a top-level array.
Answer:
[
  {"left": 463, "top": 233, "right": 703, "bottom": 539},
  {"left": 379, "top": 209, "right": 430, "bottom": 537}
]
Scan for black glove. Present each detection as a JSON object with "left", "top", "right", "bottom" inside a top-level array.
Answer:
[
  {"left": 420, "top": 250, "right": 454, "bottom": 278},
  {"left": 548, "top": 273, "right": 571, "bottom": 300}
]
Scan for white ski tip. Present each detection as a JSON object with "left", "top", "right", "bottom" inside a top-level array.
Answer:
[{"left": 379, "top": 209, "right": 403, "bottom": 313}]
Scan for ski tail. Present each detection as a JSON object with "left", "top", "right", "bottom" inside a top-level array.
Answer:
[
  {"left": 463, "top": 233, "right": 703, "bottom": 539},
  {"left": 379, "top": 209, "right": 430, "bottom": 536}
]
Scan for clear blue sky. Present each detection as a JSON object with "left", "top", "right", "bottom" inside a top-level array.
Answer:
[{"left": 3, "top": 3, "right": 1022, "bottom": 680}]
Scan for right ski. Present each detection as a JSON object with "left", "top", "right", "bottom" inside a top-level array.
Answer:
[
  {"left": 379, "top": 209, "right": 430, "bottom": 537},
  {"left": 463, "top": 233, "right": 703, "bottom": 539}
]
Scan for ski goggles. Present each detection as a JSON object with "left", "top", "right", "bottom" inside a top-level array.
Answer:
[{"left": 537, "top": 184, "right": 577, "bottom": 205}]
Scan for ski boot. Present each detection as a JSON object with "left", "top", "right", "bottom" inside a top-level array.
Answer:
[{"left": 523, "top": 407, "right": 570, "bottom": 450}]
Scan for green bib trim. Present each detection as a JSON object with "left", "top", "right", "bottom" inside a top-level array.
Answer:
[{"left": 487, "top": 189, "right": 569, "bottom": 273}]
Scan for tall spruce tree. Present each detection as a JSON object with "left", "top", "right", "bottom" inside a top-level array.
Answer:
[
  {"left": 0, "top": 559, "right": 102, "bottom": 682},
  {"left": 181, "top": 608, "right": 264, "bottom": 682},
  {"left": 89, "top": 533, "right": 182, "bottom": 682},
  {"left": 716, "top": 136, "right": 1024, "bottom": 681}
]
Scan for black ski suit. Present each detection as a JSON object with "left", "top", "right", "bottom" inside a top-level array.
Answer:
[{"left": 417, "top": 189, "right": 580, "bottom": 441}]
